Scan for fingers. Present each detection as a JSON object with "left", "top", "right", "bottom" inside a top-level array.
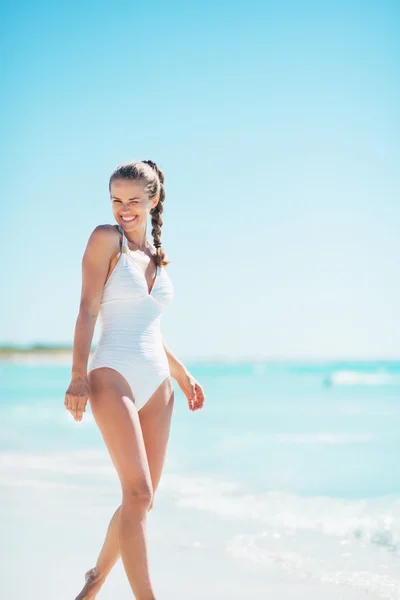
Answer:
[
  {"left": 64, "top": 394, "right": 87, "bottom": 422},
  {"left": 188, "top": 392, "right": 195, "bottom": 411},
  {"left": 64, "top": 393, "right": 72, "bottom": 411},
  {"left": 188, "top": 383, "right": 205, "bottom": 412},
  {"left": 74, "top": 398, "right": 86, "bottom": 422},
  {"left": 194, "top": 384, "right": 205, "bottom": 410}
]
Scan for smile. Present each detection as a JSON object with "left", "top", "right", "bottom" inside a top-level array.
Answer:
[{"left": 121, "top": 216, "right": 137, "bottom": 222}]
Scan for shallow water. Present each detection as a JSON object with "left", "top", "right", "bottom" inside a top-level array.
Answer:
[{"left": 1, "top": 359, "right": 399, "bottom": 599}]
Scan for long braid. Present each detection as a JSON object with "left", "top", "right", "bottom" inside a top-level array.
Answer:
[{"left": 142, "top": 160, "right": 166, "bottom": 267}]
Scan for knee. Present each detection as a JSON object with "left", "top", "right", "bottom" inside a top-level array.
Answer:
[{"left": 122, "top": 483, "right": 153, "bottom": 511}]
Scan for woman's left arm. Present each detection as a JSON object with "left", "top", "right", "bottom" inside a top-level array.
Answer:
[
  {"left": 163, "top": 340, "right": 187, "bottom": 381},
  {"left": 163, "top": 340, "right": 205, "bottom": 411}
]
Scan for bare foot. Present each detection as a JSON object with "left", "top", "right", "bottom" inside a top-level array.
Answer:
[{"left": 74, "top": 567, "right": 105, "bottom": 600}]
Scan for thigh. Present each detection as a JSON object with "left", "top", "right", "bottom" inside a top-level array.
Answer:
[
  {"left": 88, "top": 368, "right": 152, "bottom": 494},
  {"left": 139, "top": 377, "right": 175, "bottom": 492}
]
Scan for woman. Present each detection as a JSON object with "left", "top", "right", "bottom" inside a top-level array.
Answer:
[{"left": 64, "top": 160, "right": 205, "bottom": 599}]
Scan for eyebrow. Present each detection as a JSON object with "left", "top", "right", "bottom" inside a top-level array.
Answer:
[{"left": 111, "top": 196, "right": 141, "bottom": 201}]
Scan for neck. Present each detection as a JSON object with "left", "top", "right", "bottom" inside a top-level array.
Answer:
[
  {"left": 124, "top": 223, "right": 149, "bottom": 250},
  {"left": 124, "top": 228, "right": 149, "bottom": 251}
]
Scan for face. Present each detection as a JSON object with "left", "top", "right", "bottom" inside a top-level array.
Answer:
[{"left": 110, "top": 178, "right": 158, "bottom": 234}]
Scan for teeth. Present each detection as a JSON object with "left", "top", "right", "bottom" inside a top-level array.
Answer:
[{"left": 122, "top": 216, "right": 136, "bottom": 221}]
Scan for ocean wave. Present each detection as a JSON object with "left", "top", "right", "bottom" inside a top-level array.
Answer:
[
  {"left": 163, "top": 474, "right": 400, "bottom": 596},
  {"left": 161, "top": 474, "right": 400, "bottom": 555},
  {"left": 0, "top": 476, "right": 83, "bottom": 490},
  {"left": 327, "top": 371, "right": 400, "bottom": 387},
  {"left": 228, "top": 533, "right": 400, "bottom": 599},
  {"left": 2, "top": 451, "right": 400, "bottom": 559},
  {"left": 0, "top": 449, "right": 114, "bottom": 476},
  {"left": 2, "top": 449, "right": 400, "bottom": 597},
  {"left": 269, "top": 433, "right": 377, "bottom": 444}
]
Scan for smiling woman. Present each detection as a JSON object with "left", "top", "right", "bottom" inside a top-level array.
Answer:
[
  {"left": 63, "top": 160, "right": 205, "bottom": 599},
  {"left": 87, "top": 161, "right": 175, "bottom": 407}
]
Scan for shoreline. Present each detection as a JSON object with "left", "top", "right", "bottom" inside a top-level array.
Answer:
[
  {"left": 0, "top": 348, "right": 399, "bottom": 367},
  {"left": 0, "top": 350, "right": 80, "bottom": 365}
]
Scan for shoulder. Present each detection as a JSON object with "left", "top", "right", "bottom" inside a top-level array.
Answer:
[
  {"left": 89, "top": 224, "right": 120, "bottom": 243},
  {"left": 85, "top": 224, "right": 121, "bottom": 255},
  {"left": 90, "top": 223, "right": 120, "bottom": 238}
]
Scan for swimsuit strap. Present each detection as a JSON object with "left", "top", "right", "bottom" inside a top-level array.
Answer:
[
  {"left": 118, "top": 225, "right": 129, "bottom": 253},
  {"left": 118, "top": 224, "right": 156, "bottom": 262}
]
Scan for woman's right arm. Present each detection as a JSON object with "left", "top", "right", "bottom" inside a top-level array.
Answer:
[{"left": 64, "top": 225, "right": 118, "bottom": 421}]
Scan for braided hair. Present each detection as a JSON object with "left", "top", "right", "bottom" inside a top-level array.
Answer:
[{"left": 109, "top": 160, "right": 169, "bottom": 267}]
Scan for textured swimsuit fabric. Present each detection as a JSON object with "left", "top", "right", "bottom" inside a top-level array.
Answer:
[{"left": 89, "top": 227, "right": 174, "bottom": 409}]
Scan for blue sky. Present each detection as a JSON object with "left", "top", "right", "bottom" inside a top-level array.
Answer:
[{"left": 1, "top": 0, "right": 399, "bottom": 360}]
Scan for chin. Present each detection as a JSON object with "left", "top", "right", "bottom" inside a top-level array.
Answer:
[{"left": 120, "top": 218, "right": 139, "bottom": 230}]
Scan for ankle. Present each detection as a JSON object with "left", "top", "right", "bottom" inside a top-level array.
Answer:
[{"left": 86, "top": 567, "right": 106, "bottom": 583}]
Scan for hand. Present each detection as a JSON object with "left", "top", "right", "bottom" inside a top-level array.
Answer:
[
  {"left": 64, "top": 375, "right": 90, "bottom": 422},
  {"left": 177, "top": 371, "right": 205, "bottom": 411}
]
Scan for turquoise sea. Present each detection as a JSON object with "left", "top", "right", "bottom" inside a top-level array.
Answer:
[{"left": 1, "top": 359, "right": 400, "bottom": 599}]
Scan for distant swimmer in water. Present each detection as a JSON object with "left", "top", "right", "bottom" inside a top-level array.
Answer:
[{"left": 64, "top": 160, "right": 206, "bottom": 599}]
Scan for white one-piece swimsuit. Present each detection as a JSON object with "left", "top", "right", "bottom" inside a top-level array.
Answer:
[{"left": 88, "top": 225, "right": 174, "bottom": 410}]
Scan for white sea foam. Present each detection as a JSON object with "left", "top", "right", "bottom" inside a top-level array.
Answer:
[
  {"left": 227, "top": 533, "right": 400, "bottom": 600},
  {"left": 228, "top": 533, "right": 400, "bottom": 599},
  {"left": 161, "top": 473, "right": 400, "bottom": 597},
  {"left": 2, "top": 451, "right": 399, "bottom": 556},
  {"left": 1, "top": 450, "right": 400, "bottom": 597},
  {"left": 161, "top": 474, "right": 400, "bottom": 553},
  {"left": 270, "top": 433, "right": 377, "bottom": 444},
  {"left": 329, "top": 371, "right": 400, "bottom": 386},
  {"left": 0, "top": 449, "right": 114, "bottom": 476},
  {"left": 0, "top": 476, "right": 83, "bottom": 489}
]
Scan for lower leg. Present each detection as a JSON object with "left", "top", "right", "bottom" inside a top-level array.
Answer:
[
  {"left": 76, "top": 497, "right": 154, "bottom": 599},
  {"left": 88, "top": 497, "right": 153, "bottom": 579},
  {"left": 94, "top": 504, "right": 122, "bottom": 579},
  {"left": 119, "top": 490, "right": 156, "bottom": 599},
  {"left": 74, "top": 505, "right": 122, "bottom": 600}
]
